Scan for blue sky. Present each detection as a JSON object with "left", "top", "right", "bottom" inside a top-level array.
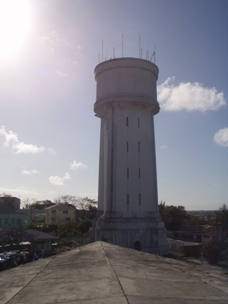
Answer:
[{"left": 0, "top": 0, "right": 227, "bottom": 210}]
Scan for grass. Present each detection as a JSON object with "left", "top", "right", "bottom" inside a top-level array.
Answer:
[{"left": 168, "top": 251, "right": 185, "bottom": 259}]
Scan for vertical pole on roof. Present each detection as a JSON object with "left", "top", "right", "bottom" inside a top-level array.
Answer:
[
  {"left": 102, "top": 39, "right": 103, "bottom": 62},
  {"left": 122, "top": 34, "right": 123, "bottom": 57},
  {"left": 216, "top": 215, "right": 219, "bottom": 243}
]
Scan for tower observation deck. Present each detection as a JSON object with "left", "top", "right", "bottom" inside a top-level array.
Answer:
[{"left": 91, "top": 57, "right": 168, "bottom": 255}]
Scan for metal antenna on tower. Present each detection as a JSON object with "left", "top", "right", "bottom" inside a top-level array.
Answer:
[
  {"left": 139, "top": 35, "right": 141, "bottom": 58},
  {"left": 150, "top": 43, "right": 156, "bottom": 63},
  {"left": 154, "top": 43, "right": 156, "bottom": 64},
  {"left": 102, "top": 39, "right": 103, "bottom": 62},
  {"left": 122, "top": 34, "right": 124, "bottom": 57},
  {"left": 146, "top": 50, "right": 149, "bottom": 60}
]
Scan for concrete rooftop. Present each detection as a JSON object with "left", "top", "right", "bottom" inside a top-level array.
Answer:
[{"left": 1, "top": 241, "right": 228, "bottom": 303}]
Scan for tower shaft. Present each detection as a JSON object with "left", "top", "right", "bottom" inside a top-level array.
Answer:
[{"left": 91, "top": 58, "right": 168, "bottom": 255}]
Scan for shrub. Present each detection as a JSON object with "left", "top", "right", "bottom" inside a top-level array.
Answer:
[
  {"left": 203, "top": 241, "right": 221, "bottom": 265},
  {"left": 77, "top": 220, "right": 92, "bottom": 234}
]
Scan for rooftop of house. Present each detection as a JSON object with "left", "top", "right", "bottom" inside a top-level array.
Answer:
[
  {"left": 45, "top": 203, "right": 75, "bottom": 211},
  {"left": 173, "top": 225, "right": 221, "bottom": 235},
  {"left": 0, "top": 229, "right": 58, "bottom": 243},
  {"left": 0, "top": 241, "right": 228, "bottom": 303},
  {"left": 26, "top": 229, "right": 58, "bottom": 240}
]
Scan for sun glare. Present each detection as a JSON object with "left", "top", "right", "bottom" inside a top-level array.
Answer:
[{"left": 0, "top": 0, "right": 32, "bottom": 61}]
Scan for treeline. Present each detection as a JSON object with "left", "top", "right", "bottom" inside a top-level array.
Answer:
[
  {"left": 23, "top": 195, "right": 97, "bottom": 213},
  {"left": 158, "top": 202, "right": 210, "bottom": 231},
  {"left": 27, "top": 220, "right": 92, "bottom": 238}
]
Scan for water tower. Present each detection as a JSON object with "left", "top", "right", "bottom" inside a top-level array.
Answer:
[{"left": 91, "top": 57, "right": 168, "bottom": 255}]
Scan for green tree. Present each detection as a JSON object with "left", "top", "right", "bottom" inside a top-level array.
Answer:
[
  {"left": 216, "top": 204, "right": 228, "bottom": 239},
  {"left": 26, "top": 220, "right": 92, "bottom": 238},
  {"left": 203, "top": 240, "right": 221, "bottom": 265},
  {"left": 54, "top": 195, "right": 80, "bottom": 207},
  {"left": 185, "top": 215, "right": 207, "bottom": 226},
  {"left": 158, "top": 203, "right": 189, "bottom": 231},
  {"left": 158, "top": 201, "right": 166, "bottom": 219},
  {"left": 29, "top": 200, "right": 54, "bottom": 209},
  {"left": 50, "top": 222, "right": 82, "bottom": 238},
  {"left": 203, "top": 204, "right": 228, "bottom": 266},
  {"left": 77, "top": 219, "right": 92, "bottom": 234}
]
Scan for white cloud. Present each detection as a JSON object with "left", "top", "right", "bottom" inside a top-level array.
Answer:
[
  {"left": 49, "top": 172, "right": 71, "bottom": 186},
  {"left": 70, "top": 161, "right": 88, "bottom": 170},
  {"left": 0, "top": 126, "right": 19, "bottom": 147},
  {"left": 56, "top": 70, "right": 68, "bottom": 77},
  {"left": 214, "top": 128, "right": 228, "bottom": 147},
  {"left": 21, "top": 169, "right": 40, "bottom": 175},
  {"left": 0, "top": 126, "right": 45, "bottom": 154},
  {"left": 48, "top": 148, "right": 56, "bottom": 155},
  {"left": 158, "top": 77, "right": 226, "bottom": 112},
  {"left": 50, "top": 30, "right": 61, "bottom": 42},
  {"left": 39, "top": 36, "right": 49, "bottom": 41},
  {"left": 13, "top": 142, "right": 45, "bottom": 154},
  {"left": 48, "top": 191, "right": 56, "bottom": 196},
  {"left": 160, "top": 145, "right": 169, "bottom": 150}
]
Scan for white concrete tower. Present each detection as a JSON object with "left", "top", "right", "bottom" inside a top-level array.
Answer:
[{"left": 91, "top": 57, "right": 168, "bottom": 255}]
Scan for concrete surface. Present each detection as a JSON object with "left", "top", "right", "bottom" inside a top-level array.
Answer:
[{"left": 0, "top": 241, "right": 228, "bottom": 303}]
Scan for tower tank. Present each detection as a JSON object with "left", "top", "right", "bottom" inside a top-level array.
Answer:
[{"left": 91, "top": 58, "right": 168, "bottom": 255}]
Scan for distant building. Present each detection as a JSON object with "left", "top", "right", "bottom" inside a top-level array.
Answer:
[
  {"left": 17, "top": 208, "right": 44, "bottom": 222},
  {"left": 168, "top": 225, "right": 222, "bottom": 244},
  {"left": 167, "top": 238, "right": 202, "bottom": 257},
  {"left": 26, "top": 229, "right": 58, "bottom": 253},
  {"left": 0, "top": 196, "right": 20, "bottom": 210},
  {"left": 45, "top": 203, "right": 76, "bottom": 224},
  {"left": 0, "top": 204, "right": 30, "bottom": 228},
  {"left": 34, "top": 213, "right": 45, "bottom": 222},
  {"left": 0, "top": 229, "right": 58, "bottom": 254}
]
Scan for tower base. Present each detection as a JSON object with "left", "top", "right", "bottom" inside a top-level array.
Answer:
[{"left": 90, "top": 214, "right": 169, "bottom": 256}]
